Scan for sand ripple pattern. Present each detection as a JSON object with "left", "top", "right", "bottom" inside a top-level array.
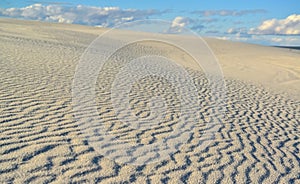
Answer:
[{"left": 0, "top": 20, "right": 299, "bottom": 183}]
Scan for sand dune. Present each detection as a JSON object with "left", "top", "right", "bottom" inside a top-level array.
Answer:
[{"left": 0, "top": 18, "right": 299, "bottom": 183}]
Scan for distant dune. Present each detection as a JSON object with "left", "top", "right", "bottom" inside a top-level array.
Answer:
[{"left": 0, "top": 18, "right": 299, "bottom": 183}]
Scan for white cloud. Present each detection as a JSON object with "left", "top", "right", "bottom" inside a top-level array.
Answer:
[
  {"left": 269, "top": 36, "right": 300, "bottom": 46},
  {"left": 0, "top": 4, "right": 162, "bottom": 26},
  {"left": 219, "top": 33, "right": 300, "bottom": 46},
  {"left": 227, "top": 28, "right": 239, "bottom": 34},
  {"left": 171, "top": 16, "right": 189, "bottom": 27},
  {"left": 215, "top": 36, "right": 230, "bottom": 40},
  {"left": 226, "top": 27, "right": 251, "bottom": 39},
  {"left": 167, "top": 16, "right": 192, "bottom": 33},
  {"left": 271, "top": 37, "right": 283, "bottom": 43},
  {"left": 249, "top": 14, "right": 300, "bottom": 35}
]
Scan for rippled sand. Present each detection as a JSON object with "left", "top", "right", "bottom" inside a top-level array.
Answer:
[{"left": 0, "top": 18, "right": 299, "bottom": 183}]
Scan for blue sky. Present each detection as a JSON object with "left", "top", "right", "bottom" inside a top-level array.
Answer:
[{"left": 1, "top": 0, "right": 299, "bottom": 45}]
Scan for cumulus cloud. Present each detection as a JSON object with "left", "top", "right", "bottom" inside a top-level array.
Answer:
[
  {"left": 269, "top": 36, "right": 300, "bottom": 45},
  {"left": 165, "top": 16, "right": 207, "bottom": 34},
  {"left": 0, "top": 4, "right": 162, "bottom": 26},
  {"left": 249, "top": 14, "right": 300, "bottom": 35},
  {"left": 167, "top": 16, "right": 192, "bottom": 33},
  {"left": 227, "top": 27, "right": 248, "bottom": 35},
  {"left": 253, "top": 35, "right": 300, "bottom": 46},
  {"left": 218, "top": 33, "right": 300, "bottom": 46},
  {"left": 192, "top": 9, "right": 267, "bottom": 17},
  {"left": 227, "top": 28, "right": 239, "bottom": 34}
]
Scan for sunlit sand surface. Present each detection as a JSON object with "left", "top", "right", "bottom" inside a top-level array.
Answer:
[{"left": 0, "top": 18, "right": 299, "bottom": 183}]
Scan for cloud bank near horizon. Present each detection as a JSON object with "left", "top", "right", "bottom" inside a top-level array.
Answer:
[
  {"left": 192, "top": 9, "right": 267, "bottom": 17},
  {"left": 0, "top": 4, "right": 162, "bottom": 26},
  {"left": 0, "top": 4, "right": 299, "bottom": 45}
]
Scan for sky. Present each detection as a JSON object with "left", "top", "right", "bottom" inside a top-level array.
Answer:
[{"left": 0, "top": 0, "right": 299, "bottom": 46}]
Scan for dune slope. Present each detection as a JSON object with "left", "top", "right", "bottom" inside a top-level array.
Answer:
[{"left": 0, "top": 18, "right": 299, "bottom": 183}]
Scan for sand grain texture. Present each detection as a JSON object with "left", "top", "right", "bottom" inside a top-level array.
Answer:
[{"left": 0, "top": 18, "right": 299, "bottom": 183}]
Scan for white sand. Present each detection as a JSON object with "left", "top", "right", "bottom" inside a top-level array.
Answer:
[{"left": 0, "top": 18, "right": 299, "bottom": 183}]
